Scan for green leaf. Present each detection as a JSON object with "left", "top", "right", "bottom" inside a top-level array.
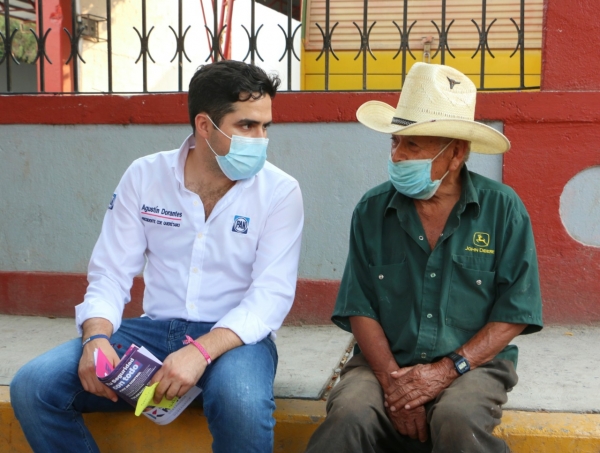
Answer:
[{"left": 0, "top": 16, "right": 38, "bottom": 65}]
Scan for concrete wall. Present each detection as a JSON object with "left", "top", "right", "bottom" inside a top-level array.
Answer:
[
  {"left": 2, "top": 87, "right": 600, "bottom": 324},
  {"left": 0, "top": 123, "right": 502, "bottom": 280},
  {"left": 2, "top": 0, "right": 600, "bottom": 324},
  {"left": 559, "top": 167, "right": 600, "bottom": 248},
  {"left": 0, "top": 63, "right": 36, "bottom": 93}
]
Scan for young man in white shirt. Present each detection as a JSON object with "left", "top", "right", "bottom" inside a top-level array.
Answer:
[{"left": 11, "top": 60, "right": 304, "bottom": 453}]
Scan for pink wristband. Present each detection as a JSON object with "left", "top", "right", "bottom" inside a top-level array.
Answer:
[{"left": 183, "top": 335, "right": 212, "bottom": 365}]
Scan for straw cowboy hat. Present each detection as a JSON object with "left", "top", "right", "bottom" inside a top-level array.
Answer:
[{"left": 356, "top": 63, "right": 510, "bottom": 154}]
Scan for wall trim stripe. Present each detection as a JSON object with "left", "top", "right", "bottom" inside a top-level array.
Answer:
[
  {"left": 1, "top": 270, "right": 595, "bottom": 324},
  {"left": 2, "top": 92, "right": 600, "bottom": 125},
  {"left": 0, "top": 272, "right": 339, "bottom": 326}
]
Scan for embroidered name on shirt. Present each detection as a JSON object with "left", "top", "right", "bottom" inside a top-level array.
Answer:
[
  {"left": 465, "top": 246, "right": 495, "bottom": 254},
  {"left": 232, "top": 215, "right": 250, "bottom": 234},
  {"left": 141, "top": 204, "right": 183, "bottom": 227}
]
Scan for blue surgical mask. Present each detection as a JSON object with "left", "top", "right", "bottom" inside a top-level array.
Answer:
[
  {"left": 205, "top": 116, "right": 269, "bottom": 181},
  {"left": 388, "top": 139, "right": 454, "bottom": 200}
]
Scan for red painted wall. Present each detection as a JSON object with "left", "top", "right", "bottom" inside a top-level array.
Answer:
[
  {"left": 38, "top": 0, "right": 74, "bottom": 92},
  {"left": 529, "top": 0, "right": 600, "bottom": 322},
  {"left": 541, "top": 0, "right": 600, "bottom": 90},
  {"left": 504, "top": 121, "right": 600, "bottom": 323},
  {"left": 0, "top": 272, "right": 339, "bottom": 326},
  {"left": 1, "top": 0, "right": 600, "bottom": 324}
]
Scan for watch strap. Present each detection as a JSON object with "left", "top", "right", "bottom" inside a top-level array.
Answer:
[{"left": 447, "top": 351, "right": 470, "bottom": 375}]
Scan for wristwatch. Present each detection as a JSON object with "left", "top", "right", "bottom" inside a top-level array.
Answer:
[{"left": 446, "top": 352, "right": 470, "bottom": 375}]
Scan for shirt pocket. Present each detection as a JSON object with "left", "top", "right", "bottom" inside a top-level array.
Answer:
[
  {"left": 369, "top": 256, "right": 412, "bottom": 334},
  {"left": 445, "top": 254, "right": 496, "bottom": 332}
]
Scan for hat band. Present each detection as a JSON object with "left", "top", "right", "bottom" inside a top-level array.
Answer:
[{"left": 391, "top": 117, "right": 416, "bottom": 126}]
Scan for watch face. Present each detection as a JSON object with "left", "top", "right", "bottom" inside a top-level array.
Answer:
[{"left": 457, "top": 360, "right": 469, "bottom": 372}]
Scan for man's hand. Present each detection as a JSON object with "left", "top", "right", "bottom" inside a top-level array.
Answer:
[
  {"left": 149, "top": 327, "right": 242, "bottom": 404},
  {"left": 79, "top": 318, "right": 117, "bottom": 402},
  {"left": 385, "top": 359, "right": 457, "bottom": 412},
  {"left": 78, "top": 338, "right": 119, "bottom": 402},
  {"left": 387, "top": 405, "right": 428, "bottom": 442},
  {"left": 150, "top": 345, "right": 208, "bottom": 404}
]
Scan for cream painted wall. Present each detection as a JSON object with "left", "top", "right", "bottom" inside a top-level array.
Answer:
[{"left": 79, "top": 0, "right": 301, "bottom": 93}]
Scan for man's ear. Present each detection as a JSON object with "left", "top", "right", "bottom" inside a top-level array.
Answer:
[
  {"left": 448, "top": 140, "right": 468, "bottom": 172},
  {"left": 194, "top": 114, "right": 211, "bottom": 140}
]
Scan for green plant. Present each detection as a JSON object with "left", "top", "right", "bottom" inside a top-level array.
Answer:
[{"left": 0, "top": 16, "right": 38, "bottom": 64}]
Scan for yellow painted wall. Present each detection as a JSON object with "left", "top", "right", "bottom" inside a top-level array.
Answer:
[
  {"left": 300, "top": 0, "right": 543, "bottom": 90},
  {"left": 301, "top": 48, "right": 541, "bottom": 90},
  {"left": 2, "top": 385, "right": 600, "bottom": 453}
]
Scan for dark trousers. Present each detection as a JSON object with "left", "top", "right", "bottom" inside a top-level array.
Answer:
[{"left": 305, "top": 353, "right": 518, "bottom": 453}]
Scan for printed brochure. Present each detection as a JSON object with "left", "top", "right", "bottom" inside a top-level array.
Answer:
[{"left": 95, "top": 344, "right": 202, "bottom": 425}]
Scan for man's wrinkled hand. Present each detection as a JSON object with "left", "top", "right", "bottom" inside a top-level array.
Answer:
[
  {"left": 78, "top": 339, "right": 119, "bottom": 402},
  {"left": 385, "top": 361, "right": 456, "bottom": 411},
  {"left": 387, "top": 405, "right": 428, "bottom": 443},
  {"left": 150, "top": 345, "right": 207, "bottom": 404}
]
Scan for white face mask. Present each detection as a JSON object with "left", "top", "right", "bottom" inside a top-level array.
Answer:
[{"left": 204, "top": 116, "right": 269, "bottom": 181}]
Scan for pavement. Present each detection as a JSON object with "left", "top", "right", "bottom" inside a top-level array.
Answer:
[
  {"left": 508, "top": 324, "right": 600, "bottom": 413},
  {"left": 0, "top": 314, "right": 599, "bottom": 412}
]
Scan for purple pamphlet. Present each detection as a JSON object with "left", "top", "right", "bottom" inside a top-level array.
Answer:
[{"left": 94, "top": 344, "right": 202, "bottom": 425}]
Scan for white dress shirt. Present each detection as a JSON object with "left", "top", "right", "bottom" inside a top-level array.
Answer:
[{"left": 75, "top": 135, "right": 304, "bottom": 344}]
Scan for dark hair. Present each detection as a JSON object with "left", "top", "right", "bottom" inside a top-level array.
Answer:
[{"left": 188, "top": 60, "right": 281, "bottom": 131}]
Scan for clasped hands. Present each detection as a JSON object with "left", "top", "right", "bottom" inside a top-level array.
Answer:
[{"left": 381, "top": 360, "right": 457, "bottom": 442}]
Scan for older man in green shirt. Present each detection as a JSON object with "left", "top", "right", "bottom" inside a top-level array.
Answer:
[{"left": 305, "top": 63, "right": 543, "bottom": 453}]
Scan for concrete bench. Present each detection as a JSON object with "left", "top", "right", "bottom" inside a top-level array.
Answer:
[{"left": 1, "top": 316, "right": 599, "bottom": 452}]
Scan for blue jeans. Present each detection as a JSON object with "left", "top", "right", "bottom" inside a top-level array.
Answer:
[{"left": 10, "top": 318, "right": 278, "bottom": 453}]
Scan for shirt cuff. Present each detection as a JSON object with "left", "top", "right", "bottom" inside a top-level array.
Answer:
[
  {"left": 212, "top": 308, "right": 272, "bottom": 345},
  {"left": 75, "top": 298, "right": 121, "bottom": 336}
]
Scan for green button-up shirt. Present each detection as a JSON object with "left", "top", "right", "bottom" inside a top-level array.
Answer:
[{"left": 332, "top": 167, "right": 543, "bottom": 369}]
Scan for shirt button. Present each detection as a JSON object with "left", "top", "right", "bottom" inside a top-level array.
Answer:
[
  {"left": 440, "top": 233, "right": 444, "bottom": 237},
  {"left": 430, "top": 273, "right": 436, "bottom": 278},
  {"left": 427, "top": 313, "right": 433, "bottom": 319},
  {"left": 476, "top": 279, "right": 482, "bottom": 285},
  {"left": 379, "top": 274, "right": 384, "bottom": 280},
  {"left": 421, "top": 352, "right": 427, "bottom": 359},
  {"left": 188, "top": 303, "right": 195, "bottom": 309},
  {"left": 418, "top": 235, "right": 424, "bottom": 240},
  {"left": 197, "top": 233, "right": 203, "bottom": 239},
  {"left": 193, "top": 201, "right": 199, "bottom": 206},
  {"left": 192, "top": 267, "right": 198, "bottom": 273}
]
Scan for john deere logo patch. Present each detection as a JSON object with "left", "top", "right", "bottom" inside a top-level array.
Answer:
[{"left": 473, "top": 232, "right": 490, "bottom": 248}]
